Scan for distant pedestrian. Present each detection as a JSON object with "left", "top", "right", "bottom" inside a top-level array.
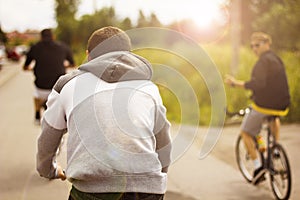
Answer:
[{"left": 23, "top": 28, "right": 75, "bottom": 125}]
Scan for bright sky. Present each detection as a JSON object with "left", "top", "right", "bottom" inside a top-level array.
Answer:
[{"left": 0, "top": 0, "right": 227, "bottom": 32}]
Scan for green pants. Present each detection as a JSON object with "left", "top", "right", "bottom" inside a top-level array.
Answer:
[{"left": 69, "top": 186, "right": 164, "bottom": 200}]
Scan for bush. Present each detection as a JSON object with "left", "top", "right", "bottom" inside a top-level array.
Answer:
[{"left": 281, "top": 51, "right": 300, "bottom": 122}]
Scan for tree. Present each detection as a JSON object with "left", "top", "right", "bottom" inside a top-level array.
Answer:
[
  {"left": 136, "top": 10, "right": 148, "bottom": 28},
  {"left": 238, "top": 0, "right": 283, "bottom": 44},
  {"left": 239, "top": 0, "right": 255, "bottom": 44},
  {"left": 236, "top": 0, "right": 300, "bottom": 50},
  {"left": 230, "top": 0, "right": 241, "bottom": 75},
  {"left": 55, "top": 0, "right": 79, "bottom": 46},
  {"left": 118, "top": 17, "right": 132, "bottom": 30},
  {"left": 0, "top": 25, "right": 7, "bottom": 44},
  {"left": 148, "top": 13, "right": 162, "bottom": 27},
  {"left": 74, "top": 6, "right": 119, "bottom": 47},
  {"left": 252, "top": 0, "right": 300, "bottom": 50}
]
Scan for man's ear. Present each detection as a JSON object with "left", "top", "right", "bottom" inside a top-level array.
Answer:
[{"left": 86, "top": 50, "right": 91, "bottom": 61}]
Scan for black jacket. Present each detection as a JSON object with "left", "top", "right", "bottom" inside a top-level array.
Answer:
[
  {"left": 25, "top": 40, "right": 74, "bottom": 89},
  {"left": 244, "top": 50, "right": 290, "bottom": 110}
]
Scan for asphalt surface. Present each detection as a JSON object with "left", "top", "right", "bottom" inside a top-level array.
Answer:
[{"left": 0, "top": 59, "right": 299, "bottom": 200}]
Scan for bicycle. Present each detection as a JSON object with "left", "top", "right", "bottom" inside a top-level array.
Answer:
[{"left": 226, "top": 107, "right": 292, "bottom": 200}]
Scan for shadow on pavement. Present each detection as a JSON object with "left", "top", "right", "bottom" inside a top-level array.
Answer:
[{"left": 165, "top": 191, "right": 197, "bottom": 200}]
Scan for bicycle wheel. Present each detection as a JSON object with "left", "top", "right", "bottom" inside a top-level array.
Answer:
[
  {"left": 235, "top": 135, "right": 263, "bottom": 182},
  {"left": 270, "top": 143, "right": 292, "bottom": 200}
]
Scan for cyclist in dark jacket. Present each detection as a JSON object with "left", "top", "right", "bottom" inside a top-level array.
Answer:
[
  {"left": 244, "top": 50, "right": 290, "bottom": 111},
  {"left": 225, "top": 32, "right": 290, "bottom": 185},
  {"left": 23, "top": 29, "right": 75, "bottom": 125}
]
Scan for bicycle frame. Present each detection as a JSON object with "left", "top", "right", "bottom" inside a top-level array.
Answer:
[
  {"left": 259, "top": 117, "right": 276, "bottom": 179},
  {"left": 265, "top": 117, "right": 276, "bottom": 173}
]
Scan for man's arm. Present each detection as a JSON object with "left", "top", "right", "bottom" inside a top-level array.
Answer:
[
  {"left": 154, "top": 100, "right": 172, "bottom": 173},
  {"left": 243, "top": 59, "right": 268, "bottom": 91},
  {"left": 23, "top": 48, "right": 34, "bottom": 71},
  {"left": 224, "top": 74, "right": 245, "bottom": 88},
  {"left": 36, "top": 89, "right": 67, "bottom": 179},
  {"left": 37, "top": 120, "right": 66, "bottom": 179}
]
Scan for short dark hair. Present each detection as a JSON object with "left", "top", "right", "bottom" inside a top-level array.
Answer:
[
  {"left": 87, "top": 26, "right": 131, "bottom": 58},
  {"left": 41, "top": 29, "right": 53, "bottom": 41}
]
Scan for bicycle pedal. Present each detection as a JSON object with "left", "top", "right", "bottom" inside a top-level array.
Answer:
[
  {"left": 252, "top": 168, "right": 267, "bottom": 185},
  {"left": 253, "top": 176, "right": 266, "bottom": 185},
  {"left": 273, "top": 151, "right": 280, "bottom": 159},
  {"left": 253, "top": 175, "right": 266, "bottom": 185}
]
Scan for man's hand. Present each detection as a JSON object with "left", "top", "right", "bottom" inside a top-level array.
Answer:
[
  {"left": 224, "top": 74, "right": 236, "bottom": 86},
  {"left": 56, "top": 165, "right": 66, "bottom": 181},
  {"left": 23, "top": 65, "right": 33, "bottom": 71},
  {"left": 23, "top": 65, "right": 30, "bottom": 71},
  {"left": 224, "top": 74, "right": 245, "bottom": 88}
]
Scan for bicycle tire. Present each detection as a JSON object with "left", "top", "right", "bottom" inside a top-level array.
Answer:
[
  {"left": 269, "top": 143, "right": 292, "bottom": 200},
  {"left": 235, "top": 134, "right": 264, "bottom": 183}
]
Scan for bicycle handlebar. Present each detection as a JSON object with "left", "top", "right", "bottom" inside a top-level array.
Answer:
[
  {"left": 226, "top": 107, "right": 278, "bottom": 123},
  {"left": 225, "top": 107, "right": 250, "bottom": 117}
]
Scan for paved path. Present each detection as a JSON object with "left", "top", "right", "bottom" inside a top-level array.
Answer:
[{"left": 0, "top": 61, "right": 299, "bottom": 200}]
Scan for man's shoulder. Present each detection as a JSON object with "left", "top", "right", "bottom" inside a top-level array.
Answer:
[
  {"left": 29, "top": 41, "right": 42, "bottom": 49},
  {"left": 53, "top": 70, "right": 85, "bottom": 93},
  {"left": 54, "top": 41, "right": 70, "bottom": 49},
  {"left": 262, "top": 50, "right": 284, "bottom": 66},
  {"left": 262, "top": 50, "right": 279, "bottom": 59}
]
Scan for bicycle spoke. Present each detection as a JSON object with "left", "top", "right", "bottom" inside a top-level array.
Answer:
[
  {"left": 270, "top": 144, "right": 291, "bottom": 200},
  {"left": 236, "top": 135, "right": 263, "bottom": 183}
]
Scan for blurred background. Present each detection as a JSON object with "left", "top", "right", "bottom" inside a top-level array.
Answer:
[
  {"left": 0, "top": 0, "right": 299, "bottom": 126},
  {"left": 1, "top": 1, "right": 300, "bottom": 199}
]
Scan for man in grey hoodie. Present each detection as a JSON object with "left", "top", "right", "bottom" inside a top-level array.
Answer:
[{"left": 36, "top": 26, "right": 172, "bottom": 200}]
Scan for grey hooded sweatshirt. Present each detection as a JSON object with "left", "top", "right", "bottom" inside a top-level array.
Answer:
[{"left": 37, "top": 51, "right": 172, "bottom": 194}]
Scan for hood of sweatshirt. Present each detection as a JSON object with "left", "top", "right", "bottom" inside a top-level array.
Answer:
[{"left": 79, "top": 51, "right": 153, "bottom": 83}]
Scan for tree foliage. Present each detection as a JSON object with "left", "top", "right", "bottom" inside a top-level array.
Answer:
[
  {"left": 55, "top": 0, "right": 79, "bottom": 46},
  {"left": 74, "top": 7, "right": 117, "bottom": 46},
  {"left": 0, "top": 26, "right": 7, "bottom": 44},
  {"left": 237, "top": 0, "right": 300, "bottom": 50},
  {"left": 136, "top": 10, "right": 162, "bottom": 28},
  {"left": 252, "top": 0, "right": 300, "bottom": 50}
]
